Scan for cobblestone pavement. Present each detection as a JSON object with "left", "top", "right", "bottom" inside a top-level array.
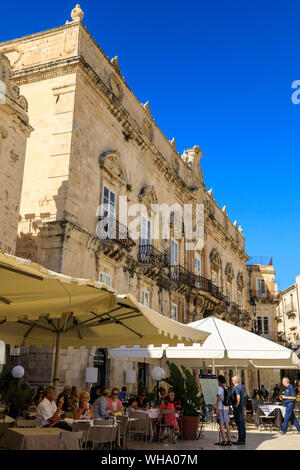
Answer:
[{"left": 129, "top": 424, "right": 300, "bottom": 451}]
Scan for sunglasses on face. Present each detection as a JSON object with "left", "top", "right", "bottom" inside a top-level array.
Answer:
[{"left": 112, "top": 393, "right": 118, "bottom": 395}]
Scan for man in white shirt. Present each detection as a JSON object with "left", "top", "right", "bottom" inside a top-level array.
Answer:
[{"left": 37, "top": 385, "right": 71, "bottom": 430}]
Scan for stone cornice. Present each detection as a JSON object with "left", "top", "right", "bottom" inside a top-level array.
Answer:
[{"left": 205, "top": 209, "right": 249, "bottom": 261}]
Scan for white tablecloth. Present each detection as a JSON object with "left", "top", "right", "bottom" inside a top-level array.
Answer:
[{"left": 260, "top": 405, "right": 286, "bottom": 417}]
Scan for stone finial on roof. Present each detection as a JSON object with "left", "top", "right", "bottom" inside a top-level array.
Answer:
[
  {"left": 111, "top": 56, "right": 121, "bottom": 76},
  {"left": 238, "top": 226, "right": 243, "bottom": 233},
  {"left": 70, "top": 4, "right": 84, "bottom": 22},
  {"left": 143, "top": 101, "right": 152, "bottom": 118},
  {"left": 233, "top": 220, "right": 238, "bottom": 228},
  {"left": 170, "top": 137, "right": 177, "bottom": 150},
  {"left": 222, "top": 205, "right": 227, "bottom": 215},
  {"left": 208, "top": 188, "right": 214, "bottom": 199}
]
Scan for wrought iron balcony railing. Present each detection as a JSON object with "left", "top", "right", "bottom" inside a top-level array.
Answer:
[
  {"left": 195, "top": 275, "right": 225, "bottom": 301},
  {"left": 138, "top": 244, "right": 167, "bottom": 269},
  {"left": 97, "top": 217, "right": 135, "bottom": 250},
  {"left": 169, "top": 265, "right": 196, "bottom": 288}
]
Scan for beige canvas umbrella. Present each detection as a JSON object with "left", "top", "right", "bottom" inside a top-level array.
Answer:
[
  {"left": 109, "top": 316, "right": 300, "bottom": 372},
  {"left": 0, "top": 252, "right": 210, "bottom": 386}
]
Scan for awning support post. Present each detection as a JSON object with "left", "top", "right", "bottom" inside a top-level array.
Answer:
[{"left": 52, "top": 330, "right": 61, "bottom": 390}]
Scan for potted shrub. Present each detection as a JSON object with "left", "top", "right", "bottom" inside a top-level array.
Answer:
[
  {"left": 0, "top": 365, "right": 34, "bottom": 418},
  {"left": 163, "top": 360, "right": 201, "bottom": 440}
]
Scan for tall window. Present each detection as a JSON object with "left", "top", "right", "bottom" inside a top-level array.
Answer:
[
  {"left": 102, "top": 186, "right": 116, "bottom": 218},
  {"left": 141, "top": 216, "right": 151, "bottom": 245},
  {"left": 171, "top": 239, "right": 179, "bottom": 266},
  {"left": 238, "top": 291, "right": 243, "bottom": 310},
  {"left": 140, "top": 290, "right": 150, "bottom": 307},
  {"left": 194, "top": 254, "right": 201, "bottom": 275},
  {"left": 171, "top": 303, "right": 178, "bottom": 321},
  {"left": 256, "top": 278, "right": 267, "bottom": 298},
  {"left": 99, "top": 271, "right": 112, "bottom": 287},
  {"left": 212, "top": 270, "right": 218, "bottom": 287},
  {"left": 226, "top": 282, "right": 231, "bottom": 311},
  {"left": 257, "top": 316, "right": 269, "bottom": 335}
]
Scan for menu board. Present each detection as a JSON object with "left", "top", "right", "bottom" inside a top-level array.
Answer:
[{"left": 199, "top": 375, "right": 218, "bottom": 406}]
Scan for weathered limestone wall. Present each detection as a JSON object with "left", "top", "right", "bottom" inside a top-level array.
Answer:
[{"left": 0, "top": 54, "right": 32, "bottom": 254}]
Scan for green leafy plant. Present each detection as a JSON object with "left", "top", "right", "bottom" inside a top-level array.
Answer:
[
  {"left": 0, "top": 365, "right": 34, "bottom": 418},
  {"left": 163, "top": 361, "right": 202, "bottom": 416}
]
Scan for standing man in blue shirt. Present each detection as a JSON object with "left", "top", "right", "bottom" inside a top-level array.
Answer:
[
  {"left": 232, "top": 376, "right": 246, "bottom": 445},
  {"left": 280, "top": 377, "right": 300, "bottom": 434}
]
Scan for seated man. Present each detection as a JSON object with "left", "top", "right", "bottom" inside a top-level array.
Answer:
[
  {"left": 36, "top": 385, "right": 71, "bottom": 430},
  {"left": 93, "top": 389, "right": 114, "bottom": 420}
]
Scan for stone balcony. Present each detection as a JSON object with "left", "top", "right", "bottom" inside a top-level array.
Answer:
[
  {"left": 97, "top": 217, "right": 135, "bottom": 261},
  {"left": 137, "top": 244, "right": 168, "bottom": 280},
  {"left": 284, "top": 304, "right": 297, "bottom": 319}
]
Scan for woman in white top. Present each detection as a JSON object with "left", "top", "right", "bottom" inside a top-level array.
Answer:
[
  {"left": 73, "top": 391, "right": 95, "bottom": 420},
  {"left": 216, "top": 375, "right": 232, "bottom": 446}
]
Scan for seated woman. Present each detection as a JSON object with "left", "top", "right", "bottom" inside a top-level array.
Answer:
[
  {"left": 34, "top": 387, "right": 45, "bottom": 407},
  {"left": 127, "top": 398, "right": 138, "bottom": 412},
  {"left": 73, "top": 391, "right": 95, "bottom": 420},
  {"left": 106, "top": 388, "right": 123, "bottom": 416},
  {"left": 136, "top": 390, "right": 150, "bottom": 410},
  {"left": 159, "top": 395, "right": 179, "bottom": 444}
]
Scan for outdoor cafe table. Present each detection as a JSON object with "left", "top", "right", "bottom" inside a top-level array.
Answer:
[
  {"left": 253, "top": 405, "right": 286, "bottom": 430},
  {"left": 0, "top": 427, "right": 77, "bottom": 450},
  {"left": 0, "top": 416, "right": 15, "bottom": 440}
]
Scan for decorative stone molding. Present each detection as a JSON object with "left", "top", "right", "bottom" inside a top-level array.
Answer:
[
  {"left": 99, "top": 150, "right": 128, "bottom": 185},
  {"left": 210, "top": 248, "right": 221, "bottom": 271},
  {"left": 138, "top": 185, "right": 158, "bottom": 206},
  {"left": 142, "top": 118, "right": 154, "bottom": 142},
  {"left": 109, "top": 73, "right": 123, "bottom": 101},
  {"left": 0, "top": 54, "right": 28, "bottom": 114},
  {"left": 225, "top": 262, "right": 234, "bottom": 281},
  {"left": 237, "top": 271, "right": 244, "bottom": 289}
]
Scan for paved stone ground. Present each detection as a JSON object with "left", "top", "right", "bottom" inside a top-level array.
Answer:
[{"left": 129, "top": 424, "right": 300, "bottom": 451}]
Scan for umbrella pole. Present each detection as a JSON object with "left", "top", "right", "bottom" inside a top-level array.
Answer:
[
  {"left": 212, "top": 359, "right": 216, "bottom": 375},
  {"left": 52, "top": 331, "right": 61, "bottom": 390}
]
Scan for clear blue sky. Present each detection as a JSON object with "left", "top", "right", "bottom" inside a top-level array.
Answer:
[{"left": 1, "top": 1, "right": 299, "bottom": 291}]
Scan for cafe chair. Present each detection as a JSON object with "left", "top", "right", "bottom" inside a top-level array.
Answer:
[
  {"left": 156, "top": 409, "right": 177, "bottom": 443},
  {"left": 59, "top": 431, "right": 84, "bottom": 450},
  {"left": 128, "top": 410, "right": 150, "bottom": 447},
  {"left": 72, "top": 422, "right": 91, "bottom": 449},
  {"left": 116, "top": 415, "right": 129, "bottom": 449},
  {"left": 89, "top": 425, "right": 117, "bottom": 450}
]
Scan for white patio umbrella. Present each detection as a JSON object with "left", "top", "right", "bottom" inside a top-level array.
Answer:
[{"left": 108, "top": 316, "right": 300, "bottom": 371}]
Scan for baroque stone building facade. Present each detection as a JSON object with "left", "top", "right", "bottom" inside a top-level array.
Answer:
[
  {"left": 0, "top": 7, "right": 281, "bottom": 393},
  {"left": 276, "top": 276, "right": 300, "bottom": 360},
  {"left": 0, "top": 53, "right": 32, "bottom": 254}
]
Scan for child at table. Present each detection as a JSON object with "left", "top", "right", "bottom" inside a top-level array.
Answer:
[{"left": 158, "top": 396, "right": 179, "bottom": 444}]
